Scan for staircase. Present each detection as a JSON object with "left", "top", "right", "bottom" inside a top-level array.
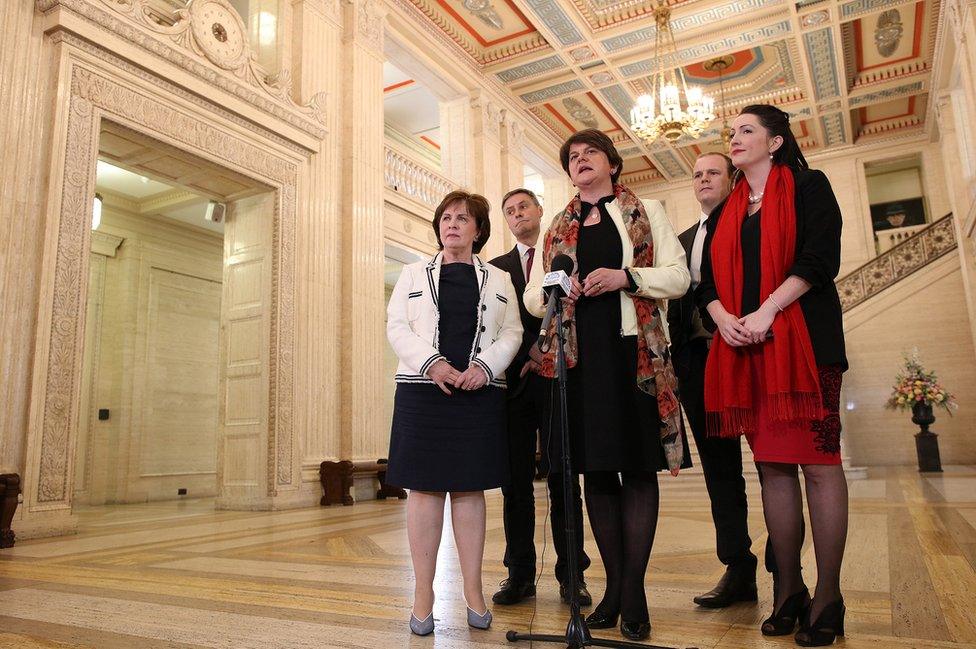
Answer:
[{"left": 837, "top": 213, "right": 956, "bottom": 312}]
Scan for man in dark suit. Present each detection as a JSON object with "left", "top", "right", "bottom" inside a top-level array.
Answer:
[
  {"left": 489, "top": 188, "right": 591, "bottom": 606},
  {"left": 668, "top": 153, "right": 759, "bottom": 608}
]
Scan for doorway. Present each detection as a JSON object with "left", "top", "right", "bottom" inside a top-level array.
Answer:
[
  {"left": 72, "top": 122, "right": 272, "bottom": 509},
  {"left": 21, "top": 62, "right": 304, "bottom": 537}
]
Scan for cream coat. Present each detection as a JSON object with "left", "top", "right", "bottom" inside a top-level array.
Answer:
[
  {"left": 387, "top": 252, "right": 523, "bottom": 386},
  {"left": 524, "top": 197, "right": 690, "bottom": 335}
]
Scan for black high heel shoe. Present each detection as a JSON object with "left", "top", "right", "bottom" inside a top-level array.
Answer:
[
  {"left": 795, "top": 598, "right": 845, "bottom": 647},
  {"left": 761, "top": 587, "right": 810, "bottom": 636},
  {"left": 585, "top": 604, "right": 619, "bottom": 629},
  {"left": 620, "top": 620, "right": 651, "bottom": 640}
]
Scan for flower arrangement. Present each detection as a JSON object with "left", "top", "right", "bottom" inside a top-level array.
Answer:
[{"left": 885, "top": 350, "right": 958, "bottom": 414}]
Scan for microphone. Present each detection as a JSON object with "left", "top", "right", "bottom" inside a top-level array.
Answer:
[{"left": 538, "top": 254, "right": 575, "bottom": 347}]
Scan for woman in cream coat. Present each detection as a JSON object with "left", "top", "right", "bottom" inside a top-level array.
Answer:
[
  {"left": 386, "top": 190, "right": 522, "bottom": 636},
  {"left": 524, "top": 129, "right": 690, "bottom": 641}
]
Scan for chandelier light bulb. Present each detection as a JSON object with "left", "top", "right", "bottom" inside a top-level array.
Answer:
[{"left": 629, "top": 5, "right": 717, "bottom": 144}]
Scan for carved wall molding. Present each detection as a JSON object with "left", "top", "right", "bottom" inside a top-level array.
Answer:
[
  {"left": 36, "top": 0, "right": 328, "bottom": 139},
  {"left": 33, "top": 55, "right": 298, "bottom": 508},
  {"left": 384, "top": 0, "right": 561, "bottom": 146},
  {"left": 50, "top": 32, "right": 311, "bottom": 156}
]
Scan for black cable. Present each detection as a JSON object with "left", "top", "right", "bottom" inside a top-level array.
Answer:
[{"left": 524, "top": 369, "right": 559, "bottom": 648}]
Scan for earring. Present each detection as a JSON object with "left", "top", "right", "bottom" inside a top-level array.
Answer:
[{"left": 769, "top": 152, "right": 774, "bottom": 160}]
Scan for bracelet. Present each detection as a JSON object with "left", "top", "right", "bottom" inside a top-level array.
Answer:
[{"left": 768, "top": 295, "right": 785, "bottom": 312}]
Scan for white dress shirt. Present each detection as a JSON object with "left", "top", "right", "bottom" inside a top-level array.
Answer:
[
  {"left": 689, "top": 211, "right": 710, "bottom": 289},
  {"left": 516, "top": 241, "right": 534, "bottom": 281}
]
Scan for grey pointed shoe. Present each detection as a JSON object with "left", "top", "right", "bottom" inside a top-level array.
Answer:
[
  {"left": 467, "top": 606, "right": 492, "bottom": 630},
  {"left": 409, "top": 612, "right": 434, "bottom": 636}
]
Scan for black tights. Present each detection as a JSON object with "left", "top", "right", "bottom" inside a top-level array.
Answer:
[
  {"left": 584, "top": 470, "right": 659, "bottom": 622},
  {"left": 759, "top": 462, "right": 848, "bottom": 621}
]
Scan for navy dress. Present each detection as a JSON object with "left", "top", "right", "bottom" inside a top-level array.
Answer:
[
  {"left": 386, "top": 263, "right": 510, "bottom": 491},
  {"left": 548, "top": 198, "right": 691, "bottom": 473}
]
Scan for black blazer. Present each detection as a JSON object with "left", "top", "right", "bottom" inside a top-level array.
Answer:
[
  {"left": 490, "top": 246, "right": 542, "bottom": 399},
  {"left": 666, "top": 221, "right": 707, "bottom": 362},
  {"left": 695, "top": 168, "right": 848, "bottom": 371}
]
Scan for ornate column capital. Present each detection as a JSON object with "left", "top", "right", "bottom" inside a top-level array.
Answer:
[
  {"left": 935, "top": 92, "right": 956, "bottom": 128},
  {"left": 294, "top": 0, "right": 343, "bottom": 26},
  {"left": 500, "top": 109, "right": 526, "bottom": 154},
  {"left": 470, "top": 92, "right": 502, "bottom": 142},
  {"left": 343, "top": 0, "right": 385, "bottom": 52}
]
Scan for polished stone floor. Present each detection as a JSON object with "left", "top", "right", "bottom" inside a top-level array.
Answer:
[{"left": 1, "top": 465, "right": 975, "bottom": 648}]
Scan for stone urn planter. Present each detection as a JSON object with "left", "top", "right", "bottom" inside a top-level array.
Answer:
[
  {"left": 911, "top": 402, "right": 943, "bottom": 473},
  {"left": 886, "top": 351, "right": 955, "bottom": 474}
]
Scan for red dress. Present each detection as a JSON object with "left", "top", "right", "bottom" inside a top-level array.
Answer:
[{"left": 738, "top": 209, "right": 842, "bottom": 465}]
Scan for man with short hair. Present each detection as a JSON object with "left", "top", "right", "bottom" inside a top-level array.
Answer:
[
  {"left": 489, "top": 188, "right": 591, "bottom": 607},
  {"left": 668, "top": 153, "right": 759, "bottom": 608}
]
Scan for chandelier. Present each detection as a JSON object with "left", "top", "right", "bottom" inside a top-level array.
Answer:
[{"left": 630, "top": 3, "right": 715, "bottom": 142}]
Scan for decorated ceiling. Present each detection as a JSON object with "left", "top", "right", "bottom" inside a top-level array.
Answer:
[{"left": 396, "top": 0, "right": 941, "bottom": 186}]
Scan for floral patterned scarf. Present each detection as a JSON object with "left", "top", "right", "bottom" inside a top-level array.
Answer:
[{"left": 537, "top": 184, "right": 684, "bottom": 471}]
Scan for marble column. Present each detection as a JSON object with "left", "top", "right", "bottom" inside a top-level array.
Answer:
[
  {"left": 499, "top": 111, "right": 526, "bottom": 251},
  {"left": 471, "top": 92, "right": 507, "bottom": 259},
  {"left": 439, "top": 96, "right": 475, "bottom": 189},
  {"left": 248, "top": 0, "right": 284, "bottom": 73},
  {"left": 290, "top": 0, "right": 344, "bottom": 486},
  {"left": 542, "top": 174, "right": 575, "bottom": 227},
  {"left": 437, "top": 90, "right": 509, "bottom": 258},
  {"left": 935, "top": 94, "right": 976, "bottom": 355},
  {"left": 0, "top": 2, "right": 59, "bottom": 517},
  {"left": 338, "top": 0, "right": 388, "bottom": 462}
]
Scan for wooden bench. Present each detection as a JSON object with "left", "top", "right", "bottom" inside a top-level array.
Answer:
[
  {"left": 319, "top": 459, "right": 406, "bottom": 506},
  {"left": 0, "top": 473, "right": 20, "bottom": 549}
]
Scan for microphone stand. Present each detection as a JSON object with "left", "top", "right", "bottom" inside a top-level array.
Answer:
[{"left": 506, "top": 297, "right": 686, "bottom": 649}]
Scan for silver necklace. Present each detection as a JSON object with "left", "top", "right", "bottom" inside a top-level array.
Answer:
[{"left": 748, "top": 190, "right": 764, "bottom": 205}]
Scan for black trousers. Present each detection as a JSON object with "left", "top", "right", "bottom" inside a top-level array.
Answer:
[
  {"left": 676, "top": 339, "right": 758, "bottom": 568},
  {"left": 502, "top": 375, "right": 591, "bottom": 584}
]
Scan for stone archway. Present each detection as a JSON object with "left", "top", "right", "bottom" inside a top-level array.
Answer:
[{"left": 20, "top": 41, "right": 302, "bottom": 536}]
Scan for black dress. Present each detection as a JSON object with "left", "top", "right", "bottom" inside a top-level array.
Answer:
[
  {"left": 386, "top": 263, "right": 510, "bottom": 491},
  {"left": 550, "top": 199, "right": 691, "bottom": 474}
]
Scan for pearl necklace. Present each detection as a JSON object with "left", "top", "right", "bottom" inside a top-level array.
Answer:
[{"left": 748, "top": 191, "right": 764, "bottom": 205}]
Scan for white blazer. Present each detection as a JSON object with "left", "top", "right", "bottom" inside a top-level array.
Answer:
[
  {"left": 524, "top": 197, "right": 690, "bottom": 336},
  {"left": 387, "top": 252, "right": 523, "bottom": 387}
]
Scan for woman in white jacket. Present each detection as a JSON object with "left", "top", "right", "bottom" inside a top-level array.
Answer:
[
  {"left": 524, "top": 129, "right": 691, "bottom": 641},
  {"left": 386, "top": 190, "right": 522, "bottom": 636}
]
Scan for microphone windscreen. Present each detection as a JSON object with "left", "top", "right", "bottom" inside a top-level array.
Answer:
[{"left": 550, "top": 254, "right": 574, "bottom": 275}]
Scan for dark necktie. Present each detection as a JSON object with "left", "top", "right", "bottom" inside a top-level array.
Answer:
[{"left": 525, "top": 247, "right": 535, "bottom": 279}]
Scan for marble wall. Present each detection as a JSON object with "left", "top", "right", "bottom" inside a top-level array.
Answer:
[{"left": 74, "top": 207, "right": 223, "bottom": 505}]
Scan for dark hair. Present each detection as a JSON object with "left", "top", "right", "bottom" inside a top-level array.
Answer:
[
  {"left": 559, "top": 129, "right": 624, "bottom": 184},
  {"left": 432, "top": 190, "right": 491, "bottom": 254},
  {"left": 695, "top": 151, "right": 735, "bottom": 178},
  {"left": 502, "top": 187, "right": 540, "bottom": 210},
  {"left": 738, "top": 104, "right": 809, "bottom": 171}
]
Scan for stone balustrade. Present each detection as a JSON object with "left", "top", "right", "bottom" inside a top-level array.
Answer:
[
  {"left": 384, "top": 144, "right": 457, "bottom": 210},
  {"left": 838, "top": 213, "right": 957, "bottom": 312}
]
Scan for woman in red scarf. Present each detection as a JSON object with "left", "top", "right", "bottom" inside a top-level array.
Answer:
[{"left": 696, "top": 105, "right": 848, "bottom": 647}]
